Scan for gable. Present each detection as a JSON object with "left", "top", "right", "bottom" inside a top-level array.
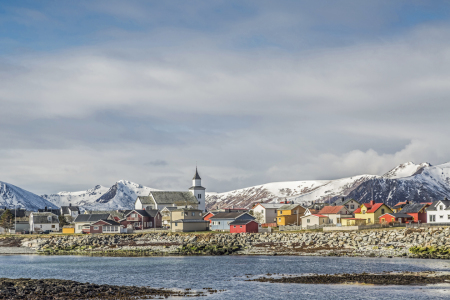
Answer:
[{"left": 235, "top": 213, "right": 255, "bottom": 221}]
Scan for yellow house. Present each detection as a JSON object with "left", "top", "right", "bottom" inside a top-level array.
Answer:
[
  {"left": 353, "top": 200, "right": 393, "bottom": 224},
  {"left": 62, "top": 226, "right": 75, "bottom": 234},
  {"left": 276, "top": 204, "right": 306, "bottom": 226},
  {"left": 341, "top": 218, "right": 366, "bottom": 226}
]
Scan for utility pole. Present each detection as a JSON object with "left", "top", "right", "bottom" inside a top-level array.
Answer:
[{"left": 14, "top": 205, "right": 16, "bottom": 234}]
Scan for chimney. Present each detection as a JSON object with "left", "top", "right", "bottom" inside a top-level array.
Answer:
[
  {"left": 369, "top": 200, "right": 375, "bottom": 206},
  {"left": 69, "top": 203, "right": 72, "bottom": 207},
  {"left": 342, "top": 197, "right": 345, "bottom": 202}
]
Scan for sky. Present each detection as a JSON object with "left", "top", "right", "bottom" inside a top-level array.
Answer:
[{"left": 1, "top": 0, "right": 450, "bottom": 195}]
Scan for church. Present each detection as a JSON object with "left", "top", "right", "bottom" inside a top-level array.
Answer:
[{"left": 135, "top": 168, "right": 206, "bottom": 212}]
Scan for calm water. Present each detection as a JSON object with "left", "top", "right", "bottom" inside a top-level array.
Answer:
[{"left": 1, "top": 255, "right": 450, "bottom": 299}]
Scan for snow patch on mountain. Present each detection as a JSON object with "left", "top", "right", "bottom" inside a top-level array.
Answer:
[
  {"left": 383, "top": 162, "right": 431, "bottom": 179},
  {"left": 0, "top": 181, "right": 56, "bottom": 211},
  {"left": 42, "top": 180, "right": 159, "bottom": 210}
]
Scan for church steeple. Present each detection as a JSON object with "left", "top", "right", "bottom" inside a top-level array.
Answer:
[
  {"left": 189, "top": 166, "right": 206, "bottom": 211},
  {"left": 193, "top": 167, "right": 201, "bottom": 180}
]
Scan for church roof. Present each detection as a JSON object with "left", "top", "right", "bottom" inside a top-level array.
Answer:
[
  {"left": 193, "top": 168, "right": 201, "bottom": 180},
  {"left": 149, "top": 191, "right": 199, "bottom": 205}
]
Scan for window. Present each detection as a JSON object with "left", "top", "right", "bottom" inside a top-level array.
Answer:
[
  {"left": 279, "top": 218, "right": 281, "bottom": 221},
  {"left": 52, "top": 225, "right": 55, "bottom": 228},
  {"left": 362, "top": 210, "right": 366, "bottom": 214},
  {"left": 234, "top": 226, "right": 236, "bottom": 228},
  {"left": 240, "top": 225, "right": 243, "bottom": 228},
  {"left": 192, "top": 212, "right": 195, "bottom": 216},
  {"left": 368, "top": 218, "right": 371, "bottom": 223},
  {"left": 440, "top": 215, "right": 444, "bottom": 219},
  {"left": 48, "top": 217, "right": 51, "bottom": 221},
  {"left": 307, "top": 219, "right": 310, "bottom": 223},
  {"left": 40, "top": 225, "right": 42, "bottom": 228},
  {"left": 198, "top": 194, "right": 201, "bottom": 199},
  {"left": 274, "top": 210, "right": 277, "bottom": 213},
  {"left": 350, "top": 205, "right": 354, "bottom": 209},
  {"left": 94, "top": 226, "right": 98, "bottom": 230},
  {"left": 218, "top": 221, "right": 220, "bottom": 225},
  {"left": 184, "top": 212, "right": 188, "bottom": 216},
  {"left": 150, "top": 222, "right": 153, "bottom": 227},
  {"left": 448, "top": 215, "right": 450, "bottom": 220},
  {"left": 175, "top": 223, "right": 178, "bottom": 227},
  {"left": 293, "top": 210, "right": 297, "bottom": 215},
  {"left": 78, "top": 225, "right": 82, "bottom": 230},
  {"left": 381, "top": 209, "right": 385, "bottom": 214},
  {"left": 280, "top": 211, "right": 283, "bottom": 215},
  {"left": 440, "top": 205, "right": 444, "bottom": 210}
]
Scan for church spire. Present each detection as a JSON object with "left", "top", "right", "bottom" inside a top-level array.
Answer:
[{"left": 193, "top": 167, "right": 201, "bottom": 180}]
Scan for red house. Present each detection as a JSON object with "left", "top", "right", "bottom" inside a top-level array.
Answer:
[
  {"left": 399, "top": 203, "right": 430, "bottom": 223},
  {"left": 119, "top": 209, "right": 162, "bottom": 230},
  {"left": 379, "top": 213, "right": 413, "bottom": 224},
  {"left": 90, "top": 219, "right": 123, "bottom": 234},
  {"left": 229, "top": 219, "right": 259, "bottom": 233}
]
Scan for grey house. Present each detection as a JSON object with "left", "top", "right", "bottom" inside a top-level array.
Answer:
[
  {"left": 73, "top": 213, "right": 112, "bottom": 233},
  {"left": 209, "top": 212, "right": 255, "bottom": 231}
]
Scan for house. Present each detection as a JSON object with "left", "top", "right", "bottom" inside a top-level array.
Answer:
[
  {"left": 135, "top": 168, "right": 206, "bottom": 211},
  {"left": 307, "top": 202, "right": 328, "bottom": 211},
  {"left": 252, "top": 203, "right": 285, "bottom": 224},
  {"left": 426, "top": 198, "right": 450, "bottom": 224},
  {"left": 119, "top": 210, "right": 162, "bottom": 230},
  {"left": 331, "top": 198, "right": 361, "bottom": 213},
  {"left": 300, "top": 214, "right": 329, "bottom": 229},
  {"left": 392, "top": 200, "right": 410, "bottom": 213},
  {"left": 209, "top": 208, "right": 248, "bottom": 213},
  {"left": 209, "top": 212, "right": 255, "bottom": 231},
  {"left": 84, "top": 210, "right": 131, "bottom": 222},
  {"left": 318, "top": 205, "right": 352, "bottom": 224},
  {"left": 90, "top": 219, "right": 124, "bottom": 234},
  {"left": 303, "top": 208, "right": 318, "bottom": 216},
  {"left": 170, "top": 207, "right": 209, "bottom": 232},
  {"left": 73, "top": 213, "right": 112, "bottom": 233},
  {"left": 379, "top": 213, "right": 413, "bottom": 224},
  {"left": 354, "top": 200, "right": 393, "bottom": 224},
  {"left": 38, "top": 207, "right": 61, "bottom": 216},
  {"left": 276, "top": 204, "right": 306, "bottom": 226},
  {"left": 341, "top": 218, "right": 366, "bottom": 226},
  {"left": 60, "top": 204, "right": 80, "bottom": 220},
  {"left": 160, "top": 206, "right": 178, "bottom": 228},
  {"left": 29, "top": 212, "right": 59, "bottom": 233},
  {"left": 400, "top": 203, "right": 430, "bottom": 223},
  {"left": 230, "top": 220, "right": 259, "bottom": 233}
]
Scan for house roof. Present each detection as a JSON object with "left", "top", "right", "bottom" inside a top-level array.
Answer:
[
  {"left": 400, "top": 203, "right": 428, "bottom": 213},
  {"left": 31, "top": 213, "right": 59, "bottom": 224},
  {"left": 279, "top": 204, "right": 302, "bottom": 210},
  {"left": 426, "top": 200, "right": 450, "bottom": 211},
  {"left": 209, "top": 212, "right": 254, "bottom": 220},
  {"left": 91, "top": 219, "right": 121, "bottom": 226},
  {"left": 136, "top": 196, "right": 153, "bottom": 205},
  {"left": 193, "top": 168, "right": 201, "bottom": 180},
  {"left": 37, "top": 208, "right": 61, "bottom": 216},
  {"left": 393, "top": 201, "right": 409, "bottom": 208},
  {"left": 229, "top": 219, "right": 258, "bottom": 225},
  {"left": 85, "top": 210, "right": 128, "bottom": 218},
  {"left": 253, "top": 203, "right": 285, "bottom": 209},
  {"left": 61, "top": 206, "right": 80, "bottom": 214},
  {"left": 173, "top": 207, "right": 202, "bottom": 212},
  {"left": 380, "top": 213, "right": 412, "bottom": 219},
  {"left": 318, "top": 205, "right": 347, "bottom": 215},
  {"left": 333, "top": 198, "right": 360, "bottom": 206},
  {"left": 74, "top": 214, "right": 111, "bottom": 223},
  {"left": 149, "top": 191, "right": 199, "bottom": 205},
  {"left": 354, "top": 201, "right": 389, "bottom": 214},
  {"left": 160, "top": 206, "right": 178, "bottom": 211}
]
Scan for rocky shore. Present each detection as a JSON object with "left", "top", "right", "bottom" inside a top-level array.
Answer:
[
  {"left": 248, "top": 271, "right": 450, "bottom": 285},
  {"left": 2, "top": 226, "right": 450, "bottom": 258},
  {"left": 0, "top": 278, "right": 218, "bottom": 299}
]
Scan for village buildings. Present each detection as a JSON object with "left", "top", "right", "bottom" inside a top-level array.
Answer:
[
  {"left": 210, "top": 212, "right": 255, "bottom": 231},
  {"left": 252, "top": 203, "right": 285, "bottom": 224},
  {"left": 276, "top": 204, "right": 305, "bottom": 226},
  {"left": 29, "top": 212, "right": 59, "bottom": 233},
  {"left": 317, "top": 205, "right": 352, "bottom": 224},
  {"left": 354, "top": 200, "right": 393, "bottom": 224},
  {"left": 170, "top": 207, "right": 209, "bottom": 232}
]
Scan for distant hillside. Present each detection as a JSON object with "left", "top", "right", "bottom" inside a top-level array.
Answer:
[{"left": 205, "top": 162, "right": 450, "bottom": 209}]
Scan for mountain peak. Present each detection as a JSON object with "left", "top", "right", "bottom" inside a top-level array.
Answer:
[{"left": 382, "top": 162, "right": 431, "bottom": 179}]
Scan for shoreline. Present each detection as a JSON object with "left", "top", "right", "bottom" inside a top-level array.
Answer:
[{"left": 2, "top": 227, "right": 450, "bottom": 259}]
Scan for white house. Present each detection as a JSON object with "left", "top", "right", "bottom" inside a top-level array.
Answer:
[
  {"left": 252, "top": 203, "right": 285, "bottom": 224},
  {"left": 426, "top": 198, "right": 450, "bottom": 224},
  {"left": 318, "top": 205, "right": 353, "bottom": 224},
  {"left": 60, "top": 204, "right": 80, "bottom": 219},
  {"left": 331, "top": 198, "right": 361, "bottom": 213},
  {"left": 29, "top": 212, "right": 59, "bottom": 233},
  {"left": 300, "top": 214, "right": 329, "bottom": 229}
]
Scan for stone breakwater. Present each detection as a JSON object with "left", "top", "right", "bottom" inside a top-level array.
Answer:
[
  {"left": 0, "top": 278, "right": 217, "bottom": 299},
  {"left": 5, "top": 226, "right": 450, "bottom": 258}
]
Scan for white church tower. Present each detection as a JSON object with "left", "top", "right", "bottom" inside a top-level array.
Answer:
[{"left": 189, "top": 167, "right": 206, "bottom": 211}]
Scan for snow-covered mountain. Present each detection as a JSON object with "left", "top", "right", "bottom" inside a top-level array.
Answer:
[
  {"left": 0, "top": 181, "right": 56, "bottom": 211},
  {"left": 41, "top": 180, "right": 159, "bottom": 210},
  {"left": 206, "top": 162, "right": 450, "bottom": 209}
]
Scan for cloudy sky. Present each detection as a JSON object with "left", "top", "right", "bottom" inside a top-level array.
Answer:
[{"left": 1, "top": 1, "right": 450, "bottom": 195}]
